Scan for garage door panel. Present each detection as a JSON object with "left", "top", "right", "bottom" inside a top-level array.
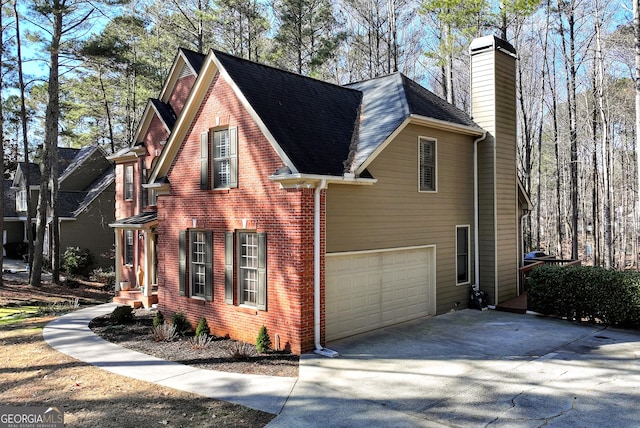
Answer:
[{"left": 326, "top": 247, "right": 436, "bottom": 341}]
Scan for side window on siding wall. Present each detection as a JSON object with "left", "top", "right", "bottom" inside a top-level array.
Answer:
[
  {"left": 456, "top": 225, "right": 470, "bottom": 285},
  {"left": 419, "top": 137, "right": 437, "bottom": 192}
]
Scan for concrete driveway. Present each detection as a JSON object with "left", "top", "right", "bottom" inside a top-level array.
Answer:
[{"left": 268, "top": 310, "right": 640, "bottom": 427}]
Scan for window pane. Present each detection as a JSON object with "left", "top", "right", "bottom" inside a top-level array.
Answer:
[
  {"left": 214, "top": 130, "right": 229, "bottom": 158},
  {"left": 456, "top": 227, "right": 469, "bottom": 283},
  {"left": 240, "top": 233, "right": 258, "bottom": 305},
  {"left": 191, "top": 231, "right": 206, "bottom": 297}
]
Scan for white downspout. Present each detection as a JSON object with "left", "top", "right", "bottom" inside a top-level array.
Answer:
[
  {"left": 473, "top": 132, "right": 487, "bottom": 291},
  {"left": 314, "top": 179, "right": 339, "bottom": 358}
]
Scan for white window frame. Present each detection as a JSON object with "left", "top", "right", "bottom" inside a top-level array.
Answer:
[
  {"left": 418, "top": 137, "right": 437, "bottom": 193},
  {"left": 16, "top": 189, "right": 27, "bottom": 212},
  {"left": 124, "top": 165, "right": 134, "bottom": 201},
  {"left": 213, "top": 129, "right": 231, "bottom": 188},
  {"left": 190, "top": 230, "right": 206, "bottom": 298},
  {"left": 456, "top": 225, "right": 471, "bottom": 285}
]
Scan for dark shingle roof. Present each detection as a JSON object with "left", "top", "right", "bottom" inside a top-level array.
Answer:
[
  {"left": 181, "top": 48, "right": 206, "bottom": 74},
  {"left": 111, "top": 211, "right": 158, "bottom": 227},
  {"left": 214, "top": 50, "right": 363, "bottom": 176},
  {"left": 59, "top": 145, "right": 99, "bottom": 181},
  {"left": 151, "top": 99, "right": 177, "bottom": 130}
]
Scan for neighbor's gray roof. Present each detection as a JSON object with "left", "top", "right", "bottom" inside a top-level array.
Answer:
[
  {"left": 58, "top": 166, "right": 115, "bottom": 218},
  {"left": 3, "top": 180, "right": 18, "bottom": 217}
]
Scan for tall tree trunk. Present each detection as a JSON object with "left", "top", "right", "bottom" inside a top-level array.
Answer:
[
  {"left": 14, "top": 1, "right": 34, "bottom": 269},
  {"left": 634, "top": 0, "right": 640, "bottom": 270},
  {"left": 595, "top": 0, "right": 612, "bottom": 268},
  {"left": 550, "top": 65, "right": 564, "bottom": 258},
  {"left": 0, "top": 0, "right": 4, "bottom": 286}
]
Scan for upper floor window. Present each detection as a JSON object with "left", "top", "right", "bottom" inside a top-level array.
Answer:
[
  {"left": 200, "top": 127, "right": 238, "bottom": 190},
  {"left": 124, "top": 165, "right": 134, "bottom": 200},
  {"left": 16, "top": 189, "right": 27, "bottom": 212},
  {"left": 456, "top": 225, "right": 470, "bottom": 285},
  {"left": 419, "top": 137, "right": 437, "bottom": 192}
]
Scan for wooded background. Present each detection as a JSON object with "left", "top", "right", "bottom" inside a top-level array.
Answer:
[{"left": 0, "top": 0, "right": 638, "bottom": 286}]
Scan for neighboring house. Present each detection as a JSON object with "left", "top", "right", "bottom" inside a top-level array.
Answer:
[
  {"left": 111, "top": 36, "right": 530, "bottom": 355},
  {"left": 4, "top": 145, "right": 115, "bottom": 268}
]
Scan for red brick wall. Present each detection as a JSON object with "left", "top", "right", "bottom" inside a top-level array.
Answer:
[
  {"left": 169, "top": 75, "right": 196, "bottom": 118},
  {"left": 156, "top": 73, "right": 320, "bottom": 354},
  {"left": 143, "top": 115, "right": 169, "bottom": 170}
]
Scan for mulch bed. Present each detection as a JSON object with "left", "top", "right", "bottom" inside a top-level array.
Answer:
[{"left": 89, "top": 309, "right": 299, "bottom": 378}]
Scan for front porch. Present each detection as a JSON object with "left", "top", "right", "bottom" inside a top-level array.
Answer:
[{"left": 113, "top": 287, "right": 159, "bottom": 309}]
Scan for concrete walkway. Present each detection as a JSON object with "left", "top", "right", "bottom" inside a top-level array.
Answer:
[
  {"left": 43, "top": 304, "right": 640, "bottom": 427},
  {"left": 42, "top": 303, "right": 297, "bottom": 414}
]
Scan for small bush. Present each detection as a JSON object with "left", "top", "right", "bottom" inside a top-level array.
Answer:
[
  {"left": 110, "top": 305, "right": 134, "bottom": 324},
  {"left": 195, "top": 317, "right": 210, "bottom": 337},
  {"left": 228, "top": 341, "right": 257, "bottom": 359},
  {"left": 189, "top": 334, "right": 214, "bottom": 349},
  {"left": 256, "top": 325, "right": 271, "bottom": 353},
  {"left": 62, "top": 247, "right": 92, "bottom": 275},
  {"left": 171, "top": 311, "right": 191, "bottom": 335},
  {"left": 150, "top": 323, "right": 177, "bottom": 342},
  {"left": 153, "top": 311, "right": 164, "bottom": 327},
  {"left": 528, "top": 265, "right": 640, "bottom": 328},
  {"left": 90, "top": 267, "right": 115, "bottom": 286}
]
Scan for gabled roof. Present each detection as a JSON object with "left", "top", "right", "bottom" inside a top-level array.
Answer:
[
  {"left": 213, "top": 50, "right": 362, "bottom": 176},
  {"left": 59, "top": 145, "right": 103, "bottom": 182},
  {"left": 151, "top": 49, "right": 484, "bottom": 184},
  {"left": 13, "top": 147, "right": 84, "bottom": 188},
  {"left": 150, "top": 99, "right": 177, "bottom": 131},
  {"left": 59, "top": 166, "right": 115, "bottom": 218},
  {"left": 346, "top": 73, "right": 482, "bottom": 173},
  {"left": 181, "top": 48, "right": 206, "bottom": 75}
]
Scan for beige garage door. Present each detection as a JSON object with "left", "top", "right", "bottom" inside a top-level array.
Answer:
[{"left": 325, "top": 246, "right": 436, "bottom": 341}]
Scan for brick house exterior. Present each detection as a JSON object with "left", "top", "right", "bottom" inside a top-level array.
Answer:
[{"left": 112, "top": 37, "right": 530, "bottom": 355}]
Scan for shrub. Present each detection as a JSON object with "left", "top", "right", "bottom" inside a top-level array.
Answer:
[
  {"left": 150, "top": 323, "right": 177, "bottom": 342},
  {"left": 153, "top": 311, "right": 164, "bottom": 327},
  {"left": 171, "top": 311, "right": 191, "bottom": 335},
  {"left": 189, "top": 334, "right": 214, "bottom": 349},
  {"left": 256, "top": 325, "right": 271, "bottom": 353},
  {"left": 228, "top": 342, "right": 256, "bottom": 359},
  {"left": 528, "top": 265, "right": 640, "bottom": 328},
  {"left": 62, "top": 247, "right": 92, "bottom": 275},
  {"left": 90, "top": 267, "right": 115, "bottom": 286},
  {"left": 110, "top": 305, "right": 134, "bottom": 324},
  {"left": 195, "top": 317, "right": 210, "bottom": 337}
]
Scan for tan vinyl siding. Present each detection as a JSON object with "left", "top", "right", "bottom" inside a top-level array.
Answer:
[
  {"left": 471, "top": 40, "right": 519, "bottom": 304},
  {"left": 326, "top": 124, "right": 475, "bottom": 314},
  {"left": 59, "top": 185, "right": 115, "bottom": 268}
]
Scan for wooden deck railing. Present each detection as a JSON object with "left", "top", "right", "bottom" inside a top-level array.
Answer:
[{"left": 519, "top": 256, "right": 581, "bottom": 294}]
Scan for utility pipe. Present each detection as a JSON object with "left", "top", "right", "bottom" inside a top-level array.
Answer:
[
  {"left": 473, "top": 132, "right": 487, "bottom": 291},
  {"left": 313, "top": 179, "right": 338, "bottom": 357}
]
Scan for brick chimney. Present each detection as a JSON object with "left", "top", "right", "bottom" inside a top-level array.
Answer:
[{"left": 470, "top": 36, "right": 519, "bottom": 305}]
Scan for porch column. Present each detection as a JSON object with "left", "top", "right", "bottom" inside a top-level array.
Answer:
[
  {"left": 114, "top": 229, "right": 121, "bottom": 292},
  {"left": 143, "top": 229, "right": 152, "bottom": 297}
]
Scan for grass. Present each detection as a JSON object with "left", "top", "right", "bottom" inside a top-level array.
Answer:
[{"left": 0, "top": 278, "right": 275, "bottom": 427}]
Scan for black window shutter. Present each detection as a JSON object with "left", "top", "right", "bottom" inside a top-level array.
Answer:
[
  {"left": 200, "top": 132, "right": 209, "bottom": 189},
  {"left": 229, "top": 127, "right": 238, "bottom": 188},
  {"left": 256, "top": 232, "right": 267, "bottom": 311},
  {"left": 204, "top": 230, "right": 213, "bottom": 301},
  {"left": 224, "top": 231, "right": 234, "bottom": 304},
  {"left": 179, "top": 230, "right": 186, "bottom": 296}
]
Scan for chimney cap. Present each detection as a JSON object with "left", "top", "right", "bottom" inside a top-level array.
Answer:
[{"left": 469, "top": 35, "right": 516, "bottom": 57}]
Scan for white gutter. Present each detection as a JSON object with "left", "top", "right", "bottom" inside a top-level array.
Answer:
[
  {"left": 473, "top": 132, "right": 487, "bottom": 291},
  {"left": 313, "top": 179, "right": 339, "bottom": 358}
]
